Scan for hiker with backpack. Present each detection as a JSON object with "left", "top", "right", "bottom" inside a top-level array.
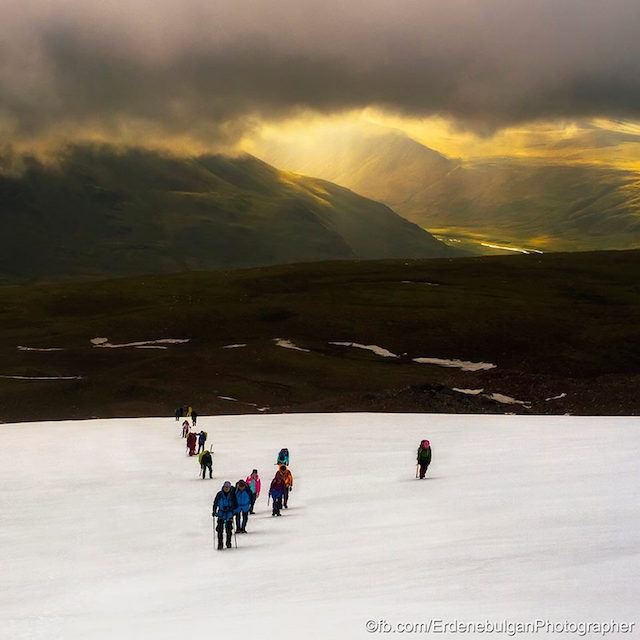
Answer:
[
  {"left": 199, "top": 449, "right": 213, "bottom": 479},
  {"left": 192, "top": 411, "right": 198, "bottom": 426},
  {"left": 212, "top": 481, "right": 237, "bottom": 549},
  {"left": 245, "top": 469, "right": 261, "bottom": 514},
  {"left": 279, "top": 464, "right": 293, "bottom": 508},
  {"left": 269, "top": 470, "right": 286, "bottom": 516},
  {"left": 417, "top": 439, "right": 432, "bottom": 479},
  {"left": 186, "top": 431, "right": 197, "bottom": 456},
  {"left": 234, "top": 479, "right": 252, "bottom": 533},
  {"left": 276, "top": 448, "right": 290, "bottom": 466},
  {"left": 197, "top": 430, "right": 207, "bottom": 454},
  {"left": 175, "top": 407, "right": 183, "bottom": 421},
  {"left": 181, "top": 420, "right": 190, "bottom": 438}
]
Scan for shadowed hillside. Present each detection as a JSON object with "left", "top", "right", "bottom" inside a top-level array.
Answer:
[{"left": 0, "top": 145, "right": 454, "bottom": 283}]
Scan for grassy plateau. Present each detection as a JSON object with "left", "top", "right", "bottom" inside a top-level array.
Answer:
[{"left": 0, "top": 249, "right": 638, "bottom": 422}]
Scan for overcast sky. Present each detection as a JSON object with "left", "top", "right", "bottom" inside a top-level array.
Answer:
[{"left": 2, "top": 0, "right": 639, "bottom": 148}]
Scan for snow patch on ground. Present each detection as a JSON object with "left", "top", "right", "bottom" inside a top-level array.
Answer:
[
  {"left": 217, "top": 396, "right": 238, "bottom": 402},
  {"left": 0, "top": 375, "right": 83, "bottom": 380},
  {"left": 329, "top": 342, "right": 399, "bottom": 358},
  {"left": 221, "top": 344, "right": 247, "bottom": 349},
  {"left": 17, "top": 346, "right": 64, "bottom": 352},
  {"left": 273, "top": 338, "right": 310, "bottom": 352},
  {"left": 413, "top": 357, "right": 496, "bottom": 371},
  {"left": 91, "top": 338, "right": 190, "bottom": 349},
  {"left": 400, "top": 281, "right": 440, "bottom": 286},
  {"left": 453, "top": 388, "right": 485, "bottom": 396},
  {"left": 546, "top": 393, "right": 567, "bottom": 401},
  {"left": 486, "top": 392, "right": 531, "bottom": 407}
]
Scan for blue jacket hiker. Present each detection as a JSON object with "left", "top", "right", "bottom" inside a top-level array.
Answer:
[
  {"left": 234, "top": 480, "right": 252, "bottom": 533},
  {"left": 197, "top": 430, "right": 207, "bottom": 454},
  {"left": 276, "top": 448, "right": 289, "bottom": 466},
  {"left": 212, "top": 481, "right": 238, "bottom": 549}
]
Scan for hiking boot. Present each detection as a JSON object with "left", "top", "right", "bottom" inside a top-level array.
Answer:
[
  {"left": 217, "top": 543, "right": 223, "bottom": 550},
  {"left": 283, "top": 505, "right": 288, "bottom": 509},
  {"left": 226, "top": 541, "right": 232, "bottom": 548}
]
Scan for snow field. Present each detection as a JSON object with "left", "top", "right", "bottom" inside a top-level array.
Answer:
[{"left": 1, "top": 414, "right": 639, "bottom": 639}]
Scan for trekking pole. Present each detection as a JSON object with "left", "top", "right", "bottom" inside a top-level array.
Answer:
[
  {"left": 233, "top": 521, "right": 238, "bottom": 549},
  {"left": 212, "top": 517, "right": 216, "bottom": 551},
  {"left": 415, "top": 463, "right": 419, "bottom": 479}
]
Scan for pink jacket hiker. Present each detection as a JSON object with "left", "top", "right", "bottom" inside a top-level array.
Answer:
[{"left": 245, "top": 475, "right": 261, "bottom": 496}]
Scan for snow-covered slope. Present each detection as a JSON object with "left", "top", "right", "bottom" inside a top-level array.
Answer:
[{"left": 2, "top": 414, "right": 639, "bottom": 639}]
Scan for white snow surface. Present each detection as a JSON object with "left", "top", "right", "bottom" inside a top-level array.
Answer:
[
  {"left": 452, "top": 388, "right": 485, "bottom": 395},
  {"left": 1, "top": 414, "right": 639, "bottom": 639},
  {"left": 221, "top": 344, "right": 247, "bottom": 349},
  {"left": 17, "top": 346, "right": 65, "bottom": 352}
]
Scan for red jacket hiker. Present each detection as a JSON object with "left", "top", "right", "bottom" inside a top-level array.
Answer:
[{"left": 186, "top": 431, "right": 197, "bottom": 456}]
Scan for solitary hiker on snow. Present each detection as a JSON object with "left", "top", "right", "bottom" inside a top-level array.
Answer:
[{"left": 417, "top": 439, "right": 432, "bottom": 479}]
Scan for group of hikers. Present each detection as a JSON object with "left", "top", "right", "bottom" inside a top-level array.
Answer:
[
  {"left": 176, "top": 406, "right": 198, "bottom": 425},
  {"left": 175, "top": 408, "right": 431, "bottom": 551},
  {"left": 211, "top": 448, "right": 293, "bottom": 550}
]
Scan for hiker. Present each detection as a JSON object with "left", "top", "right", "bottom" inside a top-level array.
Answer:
[
  {"left": 245, "top": 469, "right": 261, "bottom": 514},
  {"left": 417, "top": 439, "right": 432, "bottom": 479},
  {"left": 192, "top": 411, "right": 198, "bottom": 427},
  {"left": 197, "top": 430, "right": 207, "bottom": 454},
  {"left": 186, "top": 431, "right": 197, "bottom": 456},
  {"left": 175, "top": 407, "right": 183, "bottom": 421},
  {"left": 234, "top": 479, "right": 252, "bottom": 533},
  {"left": 276, "top": 448, "right": 290, "bottom": 466},
  {"left": 279, "top": 464, "right": 293, "bottom": 508},
  {"left": 212, "top": 481, "right": 237, "bottom": 549},
  {"left": 187, "top": 406, "right": 193, "bottom": 417},
  {"left": 269, "top": 470, "right": 286, "bottom": 516},
  {"left": 199, "top": 449, "right": 212, "bottom": 479},
  {"left": 181, "top": 420, "right": 190, "bottom": 438}
]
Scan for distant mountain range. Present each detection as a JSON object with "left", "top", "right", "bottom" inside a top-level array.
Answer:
[
  {"left": 0, "top": 146, "right": 454, "bottom": 282},
  {"left": 255, "top": 130, "right": 640, "bottom": 253}
]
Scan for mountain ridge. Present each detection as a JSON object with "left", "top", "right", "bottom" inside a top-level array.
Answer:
[
  {"left": 253, "top": 129, "right": 640, "bottom": 253},
  {"left": 0, "top": 145, "right": 455, "bottom": 283}
]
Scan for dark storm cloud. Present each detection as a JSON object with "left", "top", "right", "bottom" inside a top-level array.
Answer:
[{"left": 1, "top": 0, "right": 639, "bottom": 143}]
